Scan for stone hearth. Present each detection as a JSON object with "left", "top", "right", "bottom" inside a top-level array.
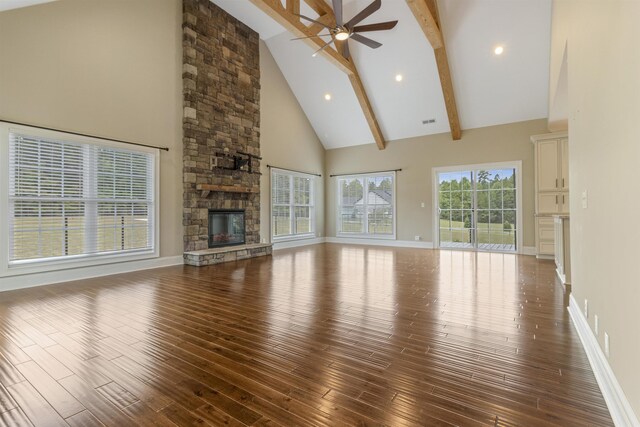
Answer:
[{"left": 183, "top": 243, "right": 272, "bottom": 267}]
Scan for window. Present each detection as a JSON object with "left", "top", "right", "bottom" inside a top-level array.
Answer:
[
  {"left": 337, "top": 172, "right": 395, "bottom": 238},
  {"left": 2, "top": 126, "right": 158, "bottom": 272},
  {"left": 271, "top": 169, "right": 315, "bottom": 240}
]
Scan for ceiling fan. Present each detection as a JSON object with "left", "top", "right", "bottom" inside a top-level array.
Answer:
[{"left": 292, "top": 0, "right": 398, "bottom": 58}]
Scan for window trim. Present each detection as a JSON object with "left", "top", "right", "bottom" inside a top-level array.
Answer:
[
  {"left": 0, "top": 123, "right": 160, "bottom": 277},
  {"left": 336, "top": 171, "right": 397, "bottom": 240},
  {"left": 270, "top": 168, "right": 316, "bottom": 242}
]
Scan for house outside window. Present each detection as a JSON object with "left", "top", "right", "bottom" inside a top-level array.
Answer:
[{"left": 337, "top": 172, "right": 396, "bottom": 239}]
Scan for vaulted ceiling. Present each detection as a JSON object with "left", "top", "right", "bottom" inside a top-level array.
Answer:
[
  {"left": 0, "top": 0, "right": 56, "bottom": 12},
  {"left": 212, "top": 0, "right": 551, "bottom": 150}
]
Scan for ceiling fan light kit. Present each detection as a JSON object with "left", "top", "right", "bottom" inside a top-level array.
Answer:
[
  {"left": 335, "top": 30, "right": 350, "bottom": 41},
  {"left": 293, "top": 0, "right": 398, "bottom": 59}
]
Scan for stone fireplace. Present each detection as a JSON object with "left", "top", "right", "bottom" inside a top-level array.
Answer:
[{"left": 182, "top": 0, "right": 271, "bottom": 266}]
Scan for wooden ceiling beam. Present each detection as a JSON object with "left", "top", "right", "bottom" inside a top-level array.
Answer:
[
  {"left": 249, "top": 0, "right": 387, "bottom": 149},
  {"left": 406, "top": 0, "right": 443, "bottom": 49},
  {"left": 348, "top": 62, "right": 385, "bottom": 150},
  {"left": 286, "top": 0, "right": 300, "bottom": 15},
  {"left": 406, "top": 0, "right": 461, "bottom": 140}
]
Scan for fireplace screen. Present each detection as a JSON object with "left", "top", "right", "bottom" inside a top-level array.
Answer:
[{"left": 208, "top": 210, "right": 245, "bottom": 248}]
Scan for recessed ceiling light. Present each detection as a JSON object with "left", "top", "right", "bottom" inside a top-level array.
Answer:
[
  {"left": 324, "top": 93, "right": 332, "bottom": 101},
  {"left": 395, "top": 74, "right": 403, "bottom": 82},
  {"left": 494, "top": 46, "right": 504, "bottom": 55}
]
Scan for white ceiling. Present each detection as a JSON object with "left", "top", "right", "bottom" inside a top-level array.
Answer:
[
  {"left": 212, "top": 0, "right": 552, "bottom": 149},
  {"left": 0, "top": 0, "right": 55, "bottom": 12}
]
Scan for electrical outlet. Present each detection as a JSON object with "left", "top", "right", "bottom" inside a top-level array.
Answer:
[
  {"left": 421, "top": 202, "right": 425, "bottom": 208},
  {"left": 581, "top": 190, "right": 588, "bottom": 209},
  {"left": 604, "top": 332, "right": 610, "bottom": 358},
  {"left": 594, "top": 315, "right": 599, "bottom": 336},
  {"left": 414, "top": 235, "right": 421, "bottom": 241},
  {"left": 584, "top": 299, "right": 588, "bottom": 318}
]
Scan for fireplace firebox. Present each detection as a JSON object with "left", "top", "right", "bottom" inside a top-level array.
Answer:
[{"left": 208, "top": 210, "right": 245, "bottom": 248}]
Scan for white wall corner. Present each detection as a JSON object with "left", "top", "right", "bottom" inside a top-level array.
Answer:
[
  {"left": 568, "top": 294, "right": 640, "bottom": 427},
  {"left": 0, "top": 255, "right": 184, "bottom": 293}
]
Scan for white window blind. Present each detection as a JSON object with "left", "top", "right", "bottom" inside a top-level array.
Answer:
[
  {"left": 271, "top": 169, "right": 314, "bottom": 239},
  {"left": 337, "top": 173, "right": 395, "bottom": 238},
  {"left": 8, "top": 132, "right": 156, "bottom": 264}
]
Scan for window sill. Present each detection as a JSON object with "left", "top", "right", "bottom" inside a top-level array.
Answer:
[
  {"left": 336, "top": 233, "right": 396, "bottom": 240},
  {"left": 272, "top": 234, "right": 316, "bottom": 243},
  {"left": 1, "top": 249, "right": 158, "bottom": 278}
]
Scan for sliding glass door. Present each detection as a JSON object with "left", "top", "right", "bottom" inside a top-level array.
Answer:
[{"left": 436, "top": 163, "right": 520, "bottom": 252}]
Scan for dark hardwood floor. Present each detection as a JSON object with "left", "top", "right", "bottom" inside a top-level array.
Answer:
[{"left": 0, "top": 244, "right": 613, "bottom": 426}]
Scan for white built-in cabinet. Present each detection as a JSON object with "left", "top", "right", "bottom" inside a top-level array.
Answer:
[{"left": 531, "top": 132, "right": 569, "bottom": 258}]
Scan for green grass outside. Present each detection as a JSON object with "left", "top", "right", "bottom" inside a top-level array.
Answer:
[
  {"left": 340, "top": 219, "right": 393, "bottom": 234},
  {"left": 273, "top": 217, "right": 311, "bottom": 236},
  {"left": 439, "top": 219, "right": 515, "bottom": 246},
  {"left": 11, "top": 216, "right": 149, "bottom": 261}
]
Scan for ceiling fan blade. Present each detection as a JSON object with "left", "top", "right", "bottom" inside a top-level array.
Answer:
[
  {"left": 312, "top": 38, "right": 336, "bottom": 57},
  {"left": 332, "top": 0, "right": 343, "bottom": 26},
  {"left": 350, "top": 33, "right": 382, "bottom": 49},
  {"left": 290, "top": 33, "right": 332, "bottom": 41},
  {"left": 353, "top": 20, "right": 398, "bottom": 33},
  {"left": 345, "top": 0, "right": 381, "bottom": 28},
  {"left": 295, "top": 13, "right": 331, "bottom": 29}
]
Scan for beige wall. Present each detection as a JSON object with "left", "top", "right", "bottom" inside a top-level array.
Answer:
[
  {"left": 259, "top": 41, "right": 325, "bottom": 241},
  {"left": 0, "top": 0, "right": 184, "bottom": 257},
  {"left": 325, "top": 119, "right": 548, "bottom": 247},
  {"left": 0, "top": 2, "right": 326, "bottom": 259},
  {"left": 551, "top": 0, "right": 640, "bottom": 416}
]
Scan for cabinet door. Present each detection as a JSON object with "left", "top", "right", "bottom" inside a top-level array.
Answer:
[
  {"left": 537, "top": 140, "right": 560, "bottom": 191},
  {"left": 560, "top": 138, "right": 569, "bottom": 190},
  {"left": 538, "top": 193, "right": 560, "bottom": 214}
]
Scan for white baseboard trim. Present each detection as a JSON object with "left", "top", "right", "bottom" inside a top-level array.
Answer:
[
  {"left": 522, "top": 246, "right": 537, "bottom": 256},
  {"left": 272, "top": 237, "right": 326, "bottom": 250},
  {"left": 325, "top": 237, "right": 434, "bottom": 249},
  {"left": 556, "top": 268, "right": 570, "bottom": 286},
  {"left": 568, "top": 294, "right": 639, "bottom": 427},
  {"left": 0, "top": 255, "right": 184, "bottom": 293}
]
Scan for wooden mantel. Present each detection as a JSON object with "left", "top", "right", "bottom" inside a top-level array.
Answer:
[{"left": 196, "top": 184, "right": 259, "bottom": 198}]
